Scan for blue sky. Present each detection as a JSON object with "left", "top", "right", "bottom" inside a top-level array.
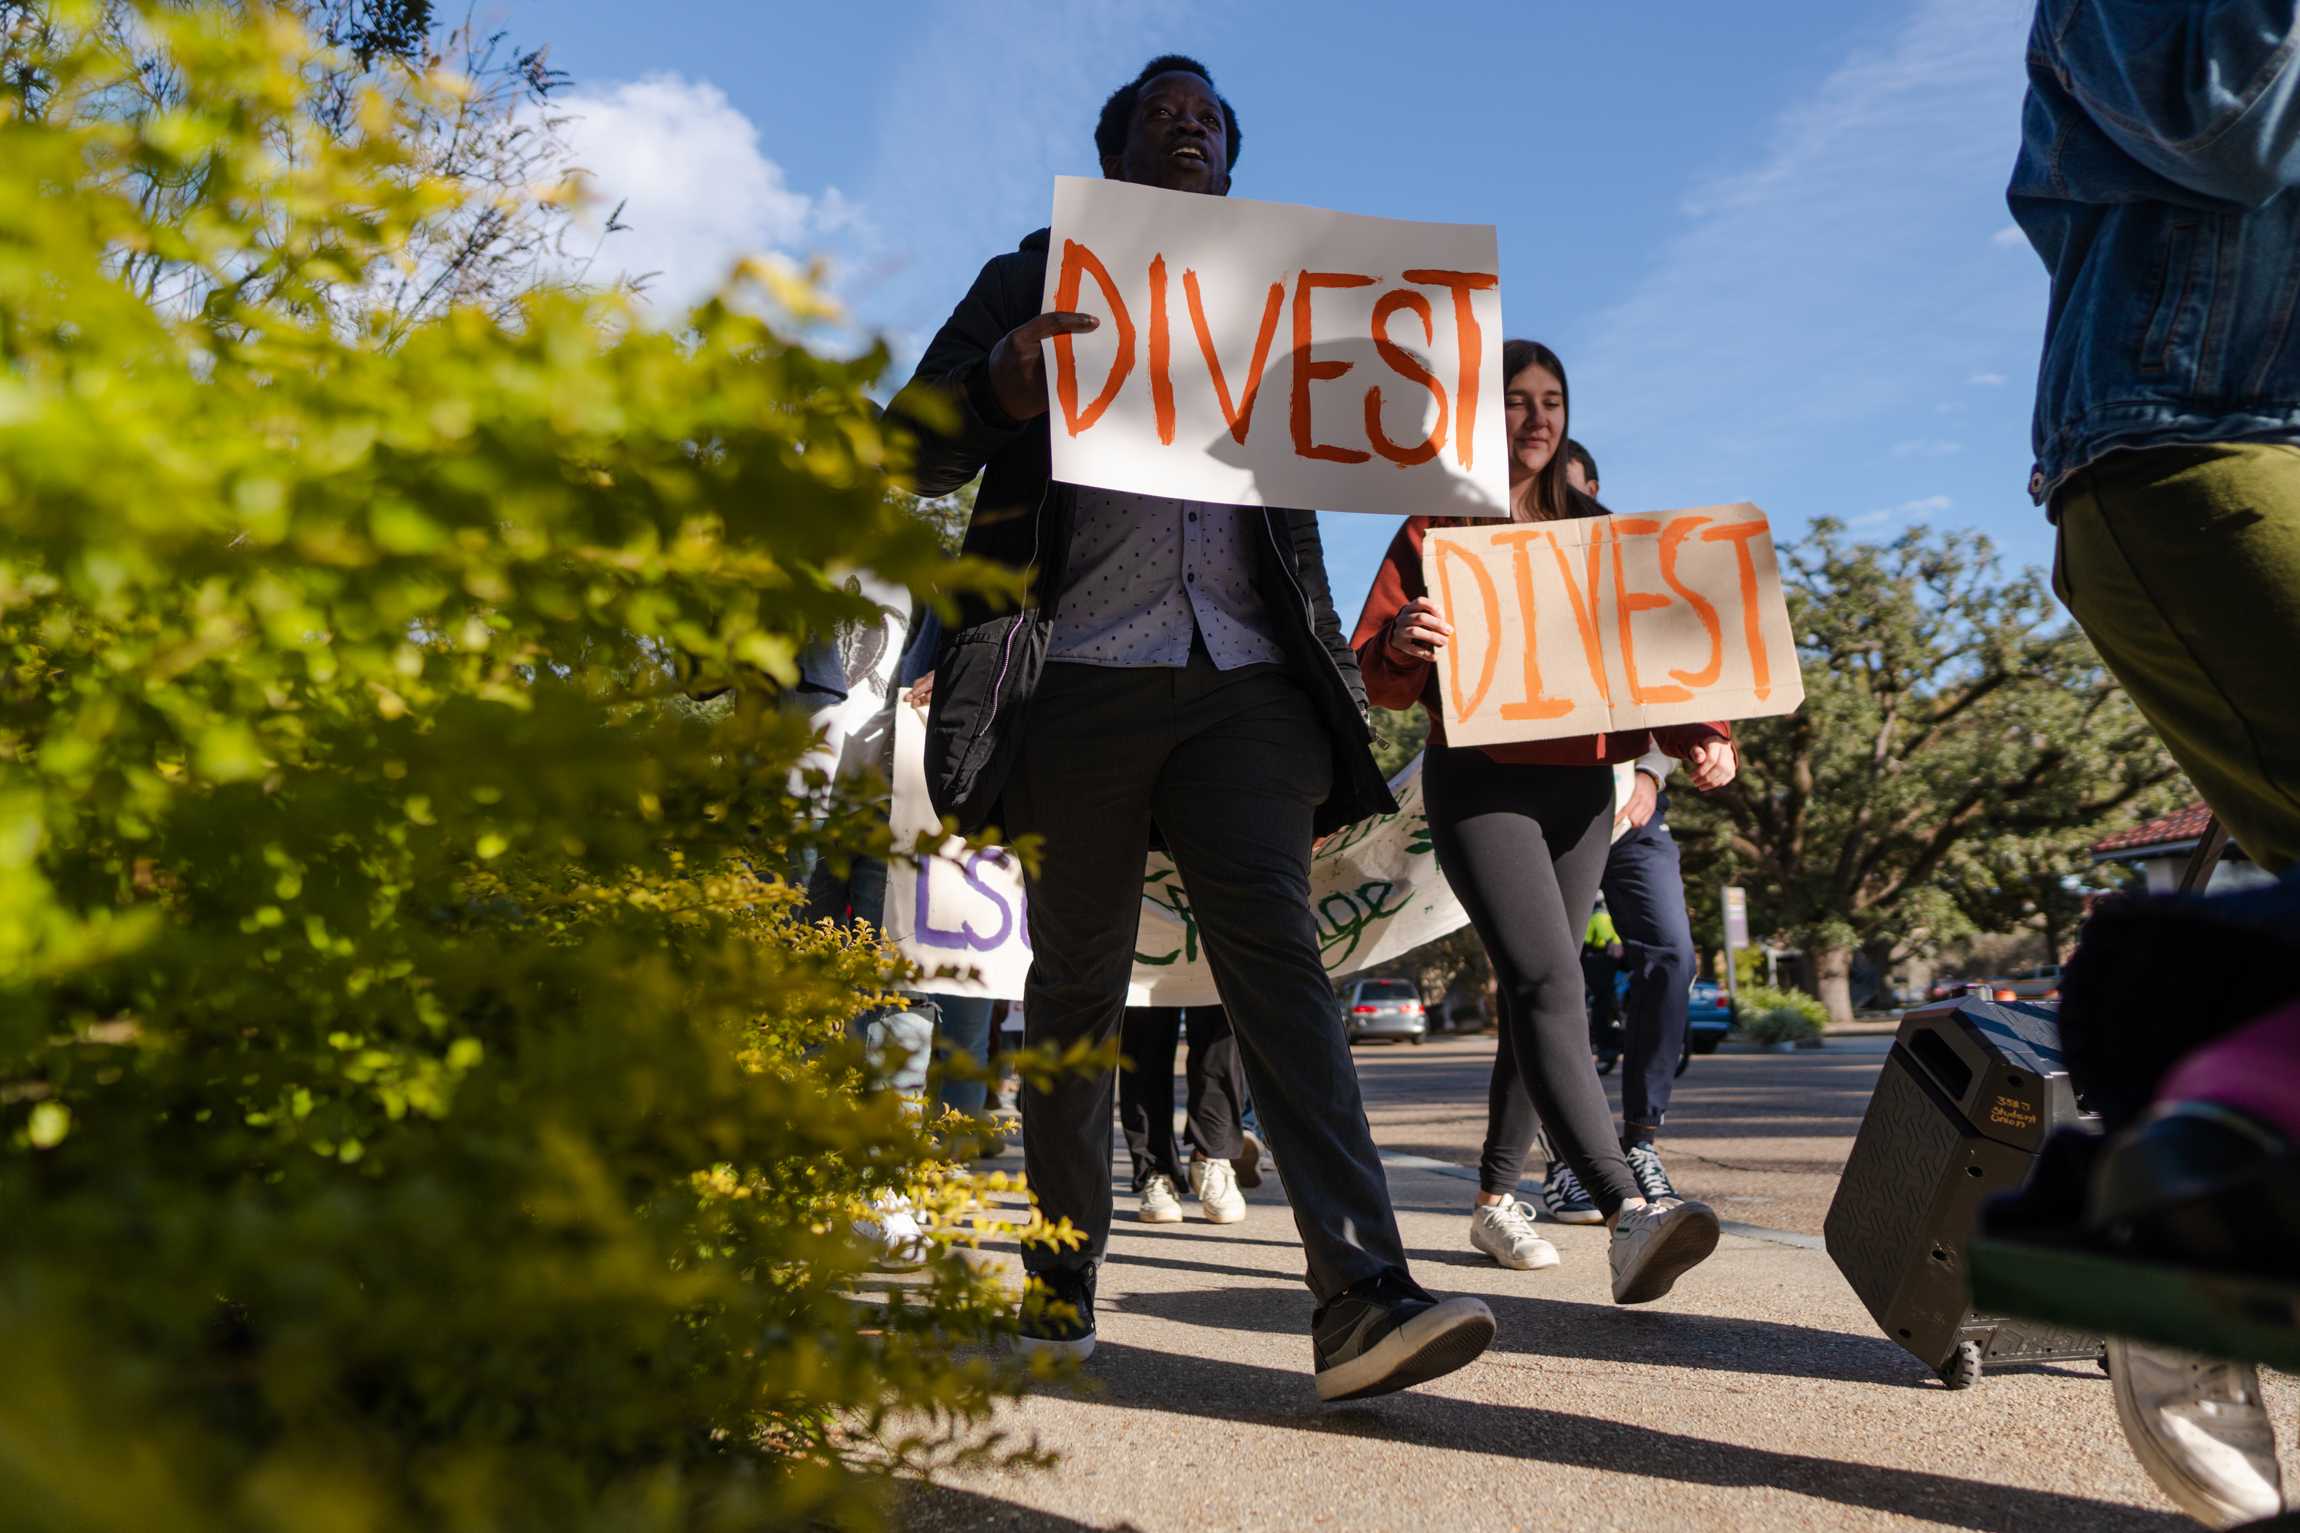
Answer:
[{"left": 493, "top": 0, "right": 2051, "bottom": 610}]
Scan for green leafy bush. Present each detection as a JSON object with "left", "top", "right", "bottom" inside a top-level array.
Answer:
[
  {"left": 1733, "top": 984, "right": 1828, "bottom": 1045},
  {"left": 0, "top": 6, "right": 1052, "bottom": 1529}
]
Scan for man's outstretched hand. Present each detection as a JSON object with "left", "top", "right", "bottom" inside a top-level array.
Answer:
[{"left": 986, "top": 311, "right": 1099, "bottom": 422}]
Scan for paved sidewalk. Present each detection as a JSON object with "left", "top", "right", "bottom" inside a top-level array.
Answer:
[{"left": 905, "top": 1043, "right": 2296, "bottom": 1532}]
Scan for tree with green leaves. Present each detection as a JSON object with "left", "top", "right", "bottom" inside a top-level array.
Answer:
[
  {"left": 4, "top": 0, "right": 591, "bottom": 335},
  {"left": 1669, "top": 520, "right": 2182, "bottom": 1023},
  {"left": 0, "top": 8, "right": 1062, "bottom": 1528}
]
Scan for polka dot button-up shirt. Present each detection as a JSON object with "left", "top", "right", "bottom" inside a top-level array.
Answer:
[{"left": 1048, "top": 487, "right": 1287, "bottom": 670}]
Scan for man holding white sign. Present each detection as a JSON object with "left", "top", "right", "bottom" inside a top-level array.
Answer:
[{"left": 889, "top": 54, "right": 1495, "bottom": 1402}]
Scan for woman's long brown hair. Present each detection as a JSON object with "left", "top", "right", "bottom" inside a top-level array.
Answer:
[{"left": 1503, "top": 338, "right": 1571, "bottom": 521}]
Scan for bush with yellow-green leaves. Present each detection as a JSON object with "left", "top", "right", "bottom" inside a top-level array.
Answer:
[{"left": 0, "top": 6, "right": 1058, "bottom": 1528}]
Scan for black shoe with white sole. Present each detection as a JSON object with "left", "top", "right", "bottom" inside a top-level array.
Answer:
[
  {"left": 1624, "top": 1141, "right": 1679, "bottom": 1203},
  {"left": 1017, "top": 1267, "right": 1097, "bottom": 1361},
  {"left": 1538, "top": 1159, "right": 1604, "bottom": 1224},
  {"left": 1312, "top": 1271, "right": 1496, "bottom": 1402}
]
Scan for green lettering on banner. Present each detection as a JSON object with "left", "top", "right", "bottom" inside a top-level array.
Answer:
[
  {"left": 1136, "top": 867, "right": 1198, "bottom": 966},
  {"left": 1316, "top": 880, "right": 1412, "bottom": 967}
]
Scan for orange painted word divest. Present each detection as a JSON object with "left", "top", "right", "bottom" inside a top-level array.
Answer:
[
  {"left": 1042, "top": 176, "right": 1511, "bottom": 519},
  {"left": 1422, "top": 507, "right": 1804, "bottom": 747}
]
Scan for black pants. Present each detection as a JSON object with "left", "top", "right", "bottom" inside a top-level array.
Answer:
[
  {"left": 1006, "top": 654, "right": 1407, "bottom": 1302},
  {"left": 1423, "top": 749, "right": 1640, "bottom": 1214},
  {"left": 1606, "top": 804, "right": 1698, "bottom": 1143},
  {"left": 1119, "top": 1005, "right": 1247, "bottom": 1190}
]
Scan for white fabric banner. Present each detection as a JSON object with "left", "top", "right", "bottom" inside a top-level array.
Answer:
[{"left": 884, "top": 702, "right": 1640, "bottom": 1004}]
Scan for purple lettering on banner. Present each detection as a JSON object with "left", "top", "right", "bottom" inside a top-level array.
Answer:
[
  {"left": 915, "top": 850, "right": 1022, "bottom": 954},
  {"left": 914, "top": 857, "right": 973, "bottom": 950},
  {"left": 958, "top": 851, "right": 1014, "bottom": 951}
]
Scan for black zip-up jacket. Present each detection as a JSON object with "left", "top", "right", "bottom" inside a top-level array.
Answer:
[{"left": 889, "top": 228, "right": 1397, "bottom": 839}]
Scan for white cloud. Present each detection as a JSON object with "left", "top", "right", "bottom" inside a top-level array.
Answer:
[
  {"left": 545, "top": 74, "right": 847, "bottom": 316},
  {"left": 1991, "top": 222, "right": 2029, "bottom": 247},
  {"left": 1851, "top": 493, "right": 1953, "bottom": 529},
  {"left": 1968, "top": 370, "right": 2008, "bottom": 385},
  {"left": 1893, "top": 437, "right": 1966, "bottom": 458}
]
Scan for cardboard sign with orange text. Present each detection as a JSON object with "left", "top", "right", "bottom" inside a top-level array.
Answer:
[
  {"left": 1042, "top": 176, "right": 1509, "bottom": 518},
  {"left": 1423, "top": 506, "right": 1803, "bottom": 746}
]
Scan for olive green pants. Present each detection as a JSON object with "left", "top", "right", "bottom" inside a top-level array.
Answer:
[{"left": 2054, "top": 443, "right": 2300, "bottom": 875}]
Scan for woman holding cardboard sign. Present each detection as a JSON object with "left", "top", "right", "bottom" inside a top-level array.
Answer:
[{"left": 1350, "top": 339, "right": 1738, "bottom": 1304}]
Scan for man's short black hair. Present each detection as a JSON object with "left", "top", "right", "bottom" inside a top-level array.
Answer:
[
  {"left": 1095, "top": 54, "right": 1243, "bottom": 171},
  {"left": 1566, "top": 439, "right": 1599, "bottom": 487}
]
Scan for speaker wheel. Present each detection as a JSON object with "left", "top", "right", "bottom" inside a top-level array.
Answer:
[{"left": 1940, "top": 1340, "right": 1983, "bottom": 1390}]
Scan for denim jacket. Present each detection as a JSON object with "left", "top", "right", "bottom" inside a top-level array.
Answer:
[{"left": 2010, "top": 1, "right": 2300, "bottom": 504}]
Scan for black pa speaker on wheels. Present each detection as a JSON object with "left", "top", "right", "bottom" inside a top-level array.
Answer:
[{"left": 1824, "top": 995, "right": 2101, "bottom": 1388}]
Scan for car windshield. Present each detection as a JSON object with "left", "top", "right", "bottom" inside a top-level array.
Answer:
[{"left": 1359, "top": 981, "right": 1417, "bottom": 1001}]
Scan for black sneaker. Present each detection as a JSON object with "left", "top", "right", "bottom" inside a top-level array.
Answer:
[
  {"left": 1017, "top": 1267, "right": 1096, "bottom": 1361},
  {"left": 1537, "top": 1159, "right": 1604, "bottom": 1225},
  {"left": 1312, "top": 1271, "right": 1495, "bottom": 1402},
  {"left": 1625, "top": 1142, "right": 1679, "bottom": 1202}
]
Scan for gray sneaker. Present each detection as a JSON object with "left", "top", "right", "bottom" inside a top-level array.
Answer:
[
  {"left": 1608, "top": 1198, "right": 1720, "bottom": 1304},
  {"left": 1469, "top": 1196, "right": 1561, "bottom": 1271},
  {"left": 2108, "top": 1341, "right": 2285, "bottom": 1527},
  {"left": 1137, "top": 1172, "right": 1184, "bottom": 1224}
]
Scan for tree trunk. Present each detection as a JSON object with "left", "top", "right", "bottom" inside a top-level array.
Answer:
[{"left": 1814, "top": 944, "right": 1856, "bottom": 1027}]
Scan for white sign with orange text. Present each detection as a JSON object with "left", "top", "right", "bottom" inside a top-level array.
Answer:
[
  {"left": 1422, "top": 506, "right": 1803, "bottom": 747},
  {"left": 1041, "top": 176, "right": 1509, "bottom": 519}
]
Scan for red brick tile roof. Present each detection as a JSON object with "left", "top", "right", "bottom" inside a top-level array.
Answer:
[{"left": 2092, "top": 801, "right": 2213, "bottom": 857}]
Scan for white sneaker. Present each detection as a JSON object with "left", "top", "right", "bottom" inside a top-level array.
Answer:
[
  {"left": 1469, "top": 1196, "right": 1560, "bottom": 1271},
  {"left": 1137, "top": 1173, "right": 1184, "bottom": 1224},
  {"left": 1189, "top": 1156, "right": 1246, "bottom": 1224},
  {"left": 854, "top": 1192, "right": 928, "bottom": 1272},
  {"left": 2108, "top": 1340, "right": 2285, "bottom": 1527},
  {"left": 1608, "top": 1197, "right": 1719, "bottom": 1304}
]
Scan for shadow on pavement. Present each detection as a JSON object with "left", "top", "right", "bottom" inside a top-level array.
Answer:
[
  {"left": 901, "top": 1479, "right": 1138, "bottom": 1532},
  {"left": 1113, "top": 1285, "right": 1937, "bottom": 1389},
  {"left": 1058, "top": 1342, "right": 2188, "bottom": 1533}
]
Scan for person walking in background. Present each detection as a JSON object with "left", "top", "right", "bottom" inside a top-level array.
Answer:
[
  {"left": 890, "top": 54, "right": 1495, "bottom": 1399},
  {"left": 2007, "top": 4, "right": 2300, "bottom": 1520},
  {"left": 1352, "top": 340, "right": 1737, "bottom": 1303},
  {"left": 1559, "top": 439, "right": 1708, "bottom": 1210},
  {"left": 1120, "top": 1004, "right": 1254, "bottom": 1224}
]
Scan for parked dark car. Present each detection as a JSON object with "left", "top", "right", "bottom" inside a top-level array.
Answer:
[{"left": 1338, "top": 977, "right": 1428, "bottom": 1045}]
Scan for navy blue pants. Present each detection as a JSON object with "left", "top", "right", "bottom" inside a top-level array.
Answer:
[{"left": 1605, "top": 801, "right": 1698, "bottom": 1144}]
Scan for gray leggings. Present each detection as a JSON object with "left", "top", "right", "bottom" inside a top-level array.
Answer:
[{"left": 1423, "top": 749, "right": 1639, "bottom": 1214}]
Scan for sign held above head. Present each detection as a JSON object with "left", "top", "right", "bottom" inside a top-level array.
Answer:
[
  {"left": 1042, "top": 176, "right": 1510, "bottom": 519},
  {"left": 1423, "top": 505, "right": 1805, "bottom": 746}
]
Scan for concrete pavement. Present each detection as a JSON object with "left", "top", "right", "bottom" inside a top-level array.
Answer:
[{"left": 902, "top": 1033, "right": 2297, "bottom": 1532}]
